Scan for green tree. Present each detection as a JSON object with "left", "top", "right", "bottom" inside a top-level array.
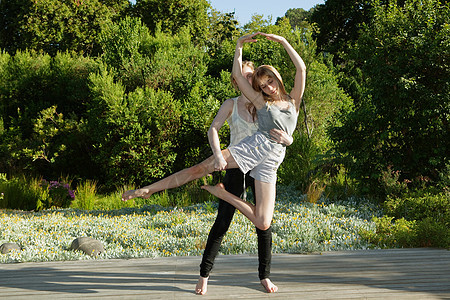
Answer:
[
  {"left": 310, "top": 0, "right": 382, "bottom": 61},
  {"left": 0, "top": 50, "right": 102, "bottom": 179},
  {"left": 86, "top": 69, "right": 183, "bottom": 188},
  {"left": 329, "top": 0, "right": 450, "bottom": 192},
  {"left": 0, "top": 0, "right": 128, "bottom": 56},
  {"left": 99, "top": 17, "right": 220, "bottom": 181},
  {"left": 205, "top": 10, "right": 239, "bottom": 66},
  {"left": 242, "top": 14, "right": 273, "bottom": 33},
  {"left": 310, "top": 0, "right": 373, "bottom": 105},
  {"left": 99, "top": 17, "right": 152, "bottom": 92},
  {"left": 133, "top": 0, "right": 209, "bottom": 44},
  {"left": 99, "top": 17, "right": 208, "bottom": 99},
  {"left": 276, "top": 8, "right": 314, "bottom": 30}
]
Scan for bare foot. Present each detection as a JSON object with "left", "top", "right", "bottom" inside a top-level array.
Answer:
[
  {"left": 121, "top": 188, "right": 151, "bottom": 201},
  {"left": 261, "top": 278, "right": 278, "bottom": 293},
  {"left": 201, "top": 183, "right": 227, "bottom": 199},
  {"left": 195, "top": 276, "right": 209, "bottom": 295}
]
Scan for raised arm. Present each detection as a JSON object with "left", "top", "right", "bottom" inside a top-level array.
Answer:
[
  {"left": 207, "top": 99, "right": 234, "bottom": 171},
  {"left": 232, "top": 34, "right": 266, "bottom": 110},
  {"left": 260, "top": 33, "right": 306, "bottom": 112}
]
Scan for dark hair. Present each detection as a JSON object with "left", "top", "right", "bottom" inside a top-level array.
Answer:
[{"left": 230, "top": 61, "right": 255, "bottom": 91}]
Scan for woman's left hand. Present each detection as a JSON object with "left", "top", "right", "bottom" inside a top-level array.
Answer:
[{"left": 270, "top": 128, "right": 293, "bottom": 146}]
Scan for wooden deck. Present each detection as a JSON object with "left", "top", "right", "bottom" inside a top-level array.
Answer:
[{"left": 0, "top": 248, "right": 449, "bottom": 299}]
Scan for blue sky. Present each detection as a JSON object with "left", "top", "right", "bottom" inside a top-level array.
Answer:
[
  {"left": 208, "top": 0, "right": 324, "bottom": 25},
  {"left": 129, "top": 1, "right": 324, "bottom": 26}
]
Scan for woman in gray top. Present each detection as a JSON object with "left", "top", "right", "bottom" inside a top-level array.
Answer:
[
  {"left": 201, "top": 30, "right": 305, "bottom": 241},
  {"left": 122, "top": 32, "right": 306, "bottom": 292}
]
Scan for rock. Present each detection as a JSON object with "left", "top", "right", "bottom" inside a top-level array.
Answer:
[
  {"left": 0, "top": 242, "right": 21, "bottom": 254},
  {"left": 70, "top": 237, "right": 104, "bottom": 256}
]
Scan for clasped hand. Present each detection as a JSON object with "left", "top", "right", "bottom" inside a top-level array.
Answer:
[{"left": 238, "top": 32, "right": 286, "bottom": 45}]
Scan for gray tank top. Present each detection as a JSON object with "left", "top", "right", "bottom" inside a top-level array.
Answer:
[{"left": 257, "top": 101, "right": 298, "bottom": 140}]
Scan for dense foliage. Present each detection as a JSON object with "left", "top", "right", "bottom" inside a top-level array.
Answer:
[
  {"left": 0, "top": 0, "right": 130, "bottom": 56},
  {"left": 133, "top": 0, "right": 210, "bottom": 45},
  {"left": 327, "top": 0, "right": 449, "bottom": 193},
  {"left": 0, "top": 0, "right": 348, "bottom": 192},
  {"left": 0, "top": 0, "right": 448, "bottom": 251}
]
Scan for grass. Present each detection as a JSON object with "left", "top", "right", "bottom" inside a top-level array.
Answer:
[{"left": 0, "top": 185, "right": 382, "bottom": 263}]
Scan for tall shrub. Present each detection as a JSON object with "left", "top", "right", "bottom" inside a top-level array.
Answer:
[
  {"left": 0, "top": 50, "right": 102, "bottom": 179},
  {"left": 0, "top": 0, "right": 128, "bottom": 56},
  {"left": 99, "top": 17, "right": 219, "bottom": 173},
  {"left": 133, "top": 0, "right": 210, "bottom": 44},
  {"left": 100, "top": 17, "right": 209, "bottom": 100},
  {"left": 99, "top": 17, "right": 152, "bottom": 92},
  {"left": 86, "top": 69, "right": 183, "bottom": 189},
  {"left": 329, "top": 0, "right": 450, "bottom": 191}
]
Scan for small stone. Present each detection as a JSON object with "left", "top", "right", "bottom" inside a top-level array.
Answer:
[
  {"left": 0, "top": 242, "right": 21, "bottom": 254},
  {"left": 70, "top": 237, "right": 104, "bottom": 256}
]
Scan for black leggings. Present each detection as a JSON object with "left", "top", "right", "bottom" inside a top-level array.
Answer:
[{"left": 199, "top": 168, "right": 272, "bottom": 280}]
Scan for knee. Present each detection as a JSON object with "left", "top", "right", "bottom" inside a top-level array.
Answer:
[
  {"left": 187, "top": 164, "right": 206, "bottom": 177},
  {"left": 256, "top": 225, "right": 272, "bottom": 235},
  {"left": 255, "top": 220, "right": 272, "bottom": 231}
]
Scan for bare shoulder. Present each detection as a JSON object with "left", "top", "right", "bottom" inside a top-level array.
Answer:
[
  {"left": 223, "top": 98, "right": 236, "bottom": 105},
  {"left": 221, "top": 98, "right": 235, "bottom": 111},
  {"left": 215, "top": 98, "right": 235, "bottom": 118}
]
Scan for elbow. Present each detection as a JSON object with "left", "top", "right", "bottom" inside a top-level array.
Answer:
[
  {"left": 300, "top": 64, "right": 306, "bottom": 73},
  {"left": 296, "top": 60, "right": 306, "bottom": 74},
  {"left": 208, "top": 127, "right": 219, "bottom": 139},
  {"left": 207, "top": 128, "right": 215, "bottom": 139}
]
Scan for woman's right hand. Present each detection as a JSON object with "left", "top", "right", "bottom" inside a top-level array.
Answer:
[{"left": 237, "top": 33, "right": 260, "bottom": 46}]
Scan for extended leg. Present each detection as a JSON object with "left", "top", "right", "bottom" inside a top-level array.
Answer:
[{"left": 122, "top": 149, "right": 238, "bottom": 201}]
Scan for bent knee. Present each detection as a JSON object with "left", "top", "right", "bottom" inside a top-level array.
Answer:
[{"left": 256, "top": 219, "right": 272, "bottom": 231}]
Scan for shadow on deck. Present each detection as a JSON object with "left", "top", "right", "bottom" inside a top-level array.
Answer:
[{"left": 0, "top": 248, "right": 449, "bottom": 299}]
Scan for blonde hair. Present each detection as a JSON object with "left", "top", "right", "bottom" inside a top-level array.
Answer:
[
  {"left": 252, "top": 65, "right": 289, "bottom": 102},
  {"left": 230, "top": 60, "right": 255, "bottom": 91}
]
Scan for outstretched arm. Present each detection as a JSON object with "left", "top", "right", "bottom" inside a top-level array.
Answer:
[
  {"left": 260, "top": 33, "right": 306, "bottom": 112},
  {"left": 232, "top": 34, "right": 266, "bottom": 110}
]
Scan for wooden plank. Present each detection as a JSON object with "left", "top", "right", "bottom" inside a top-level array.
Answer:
[{"left": 0, "top": 249, "right": 448, "bottom": 299}]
